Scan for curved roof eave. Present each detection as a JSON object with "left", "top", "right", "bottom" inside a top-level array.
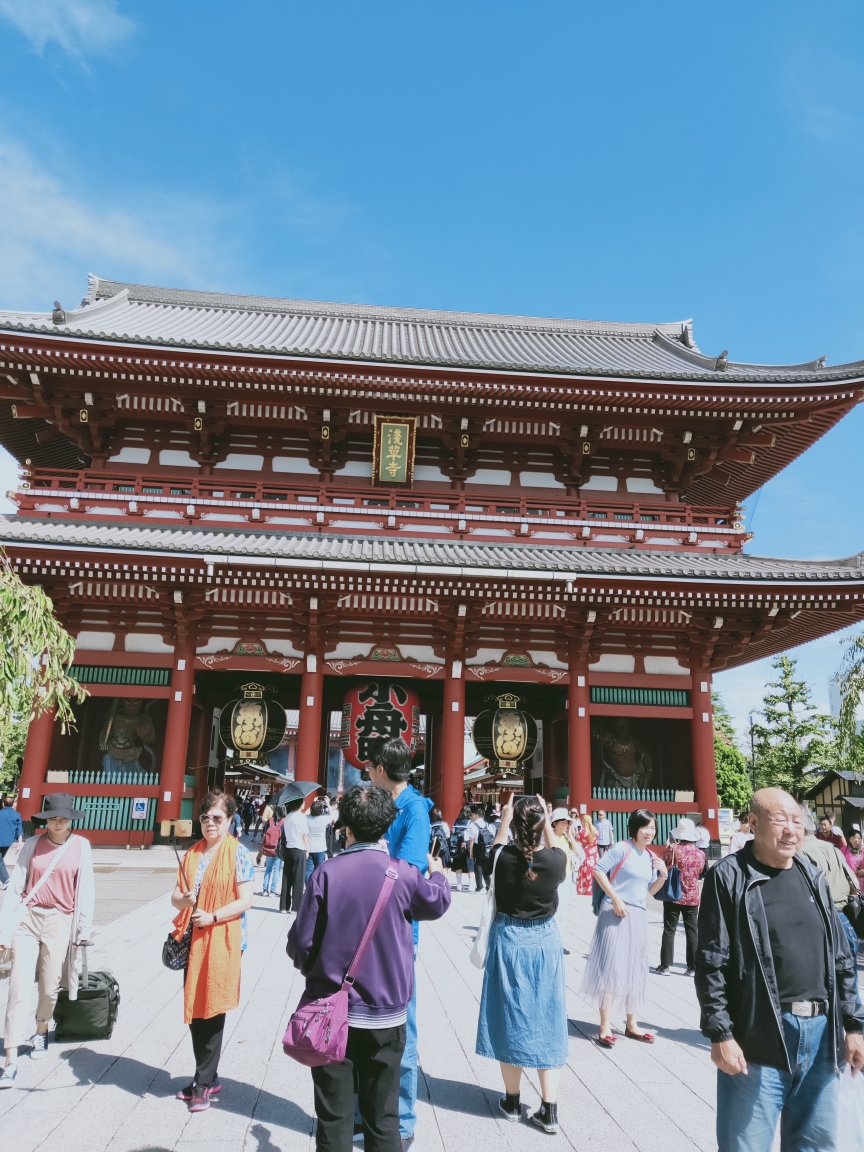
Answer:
[{"left": 0, "top": 275, "right": 862, "bottom": 386}]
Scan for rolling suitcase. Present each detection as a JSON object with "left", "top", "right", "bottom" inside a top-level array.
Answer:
[{"left": 53, "top": 945, "right": 120, "bottom": 1041}]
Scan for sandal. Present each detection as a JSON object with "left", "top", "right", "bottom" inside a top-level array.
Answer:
[
  {"left": 624, "top": 1028, "right": 655, "bottom": 1043},
  {"left": 596, "top": 1033, "right": 616, "bottom": 1048}
]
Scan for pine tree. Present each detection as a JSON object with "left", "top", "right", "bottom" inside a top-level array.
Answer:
[
  {"left": 749, "top": 655, "right": 834, "bottom": 795},
  {"left": 0, "top": 557, "right": 86, "bottom": 790},
  {"left": 712, "top": 692, "right": 752, "bottom": 812}
]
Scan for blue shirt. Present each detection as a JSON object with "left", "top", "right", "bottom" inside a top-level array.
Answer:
[
  {"left": 0, "top": 807, "right": 23, "bottom": 847},
  {"left": 595, "top": 839, "right": 656, "bottom": 909},
  {"left": 383, "top": 785, "right": 432, "bottom": 943}
]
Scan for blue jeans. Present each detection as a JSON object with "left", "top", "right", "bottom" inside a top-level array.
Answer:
[
  {"left": 262, "top": 856, "right": 282, "bottom": 893},
  {"left": 305, "top": 850, "right": 327, "bottom": 881},
  {"left": 717, "top": 1012, "right": 838, "bottom": 1152},
  {"left": 0, "top": 848, "right": 8, "bottom": 887},
  {"left": 399, "top": 945, "right": 418, "bottom": 1138}
]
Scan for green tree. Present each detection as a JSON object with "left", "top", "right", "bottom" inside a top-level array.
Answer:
[
  {"left": 712, "top": 692, "right": 752, "bottom": 812},
  {"left": 749, "top": 655, "right": 834, "bottom": 795},
  {"left": 838, "top": 632, "right": 864, "bottom": 769},
  {"left": 0, "top": 557, "right": 86, "bottom": 791}
]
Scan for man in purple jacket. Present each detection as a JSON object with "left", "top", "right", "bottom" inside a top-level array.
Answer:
[{"left": 288, "top": 785, "right": 450, "bottom": 1152}]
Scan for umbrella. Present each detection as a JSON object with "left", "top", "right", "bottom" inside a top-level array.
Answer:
[{"left": 273, "top": 780, "right": 322, "bottom": 808}]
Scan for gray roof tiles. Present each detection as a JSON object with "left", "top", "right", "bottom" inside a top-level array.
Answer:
[
  {"left": 1, "top": 275, "right": 861, "bottom": 384},
  {"left": 2, "top": 516, "right": 862, "bottom": 585}
]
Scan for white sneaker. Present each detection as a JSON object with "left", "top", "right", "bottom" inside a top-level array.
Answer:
[
  {"left": 0, "top": 1064, "right": 17, "bottom": 1088},
  {"left": 31, "top": 1033, "right": 48, "bottom": 1060}
]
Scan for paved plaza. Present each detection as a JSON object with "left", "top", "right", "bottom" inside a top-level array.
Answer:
[{"left": 1, "top": 851, "right": 834, "bottom": 1152}]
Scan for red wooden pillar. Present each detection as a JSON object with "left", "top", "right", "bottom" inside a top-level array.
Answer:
[
  {"left": 428, "top": 713, "right": 443, "bottom": 808},
  {"left": 296, "top": 654, "right": 324, "bottom": 782},
  {"left": 690, "top": 660, "right": 719, "bottom": 839},
  {"left": 568, "top": 648, "right": 591, "bottom": 814},
  {"left": 157, "top": 636, "right": 197, "bottom": 823},
  {"left": 441, "top": 661, "right": 465, "bottom": 825},
  {"left": 17, "top": 707, "right": 56, "bottom": 820}
]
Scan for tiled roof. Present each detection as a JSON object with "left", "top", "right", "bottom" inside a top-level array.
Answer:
[
  {"left": 0, "top": 275, "right": 860, "bottom": 384},
  {"left": 3, "top": 516, "right": 862, "bottom": 585}
]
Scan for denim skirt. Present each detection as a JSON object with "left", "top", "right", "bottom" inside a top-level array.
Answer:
[{"left": 475, "top": 913, "right": 568, "bottom": 1069}]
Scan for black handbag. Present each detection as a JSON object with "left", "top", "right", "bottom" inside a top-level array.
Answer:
[
  {"left": 162, "top": 844, "right": 194, "bottom": 970},
  {"left": 162, "top": 924, "right": 192, "bottom": 970},
  {"left": 845, "top": 893, "right": 864, "bottom": 937}
]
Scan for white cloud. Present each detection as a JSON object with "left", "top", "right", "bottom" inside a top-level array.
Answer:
[
  {"left": 0, "top": 135, "right": 227, "bottom": 311},
  {"left": 0, "top": 0, "right": 132, "bottom": 54}
]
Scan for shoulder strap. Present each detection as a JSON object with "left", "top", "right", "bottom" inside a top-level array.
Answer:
[
  {"left": 343, "top": 860, "right": 399, "bottom": 986},
  {"left": 23, "top": 834, "right": 75, "bottom": 908},
  {"left": 609, "top": 840, "right": 632, "bottom": 884}
]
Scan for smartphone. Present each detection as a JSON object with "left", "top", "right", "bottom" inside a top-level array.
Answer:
[{"left": 431, "top": 837, "right": 441, "bottom": 858}]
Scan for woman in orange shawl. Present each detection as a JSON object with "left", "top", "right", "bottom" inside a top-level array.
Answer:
[{"left": 169, "top": 790, "right": 254, "bottom": 1113}]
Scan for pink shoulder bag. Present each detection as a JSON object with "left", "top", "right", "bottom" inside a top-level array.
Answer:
[{"left": 282, "top": 861, "right": 398, "bottom": 1067}]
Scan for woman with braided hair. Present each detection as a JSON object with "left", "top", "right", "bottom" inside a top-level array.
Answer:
[{"left": 475, "top": 794, "right": 568, "bottom": 1135}]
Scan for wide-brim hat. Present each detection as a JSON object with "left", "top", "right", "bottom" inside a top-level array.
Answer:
[
  {"left": 550, "top": 808, "right": 571, "bottom": 825},
  {"left": 32, "top": 793, "right": 87, "bottom": 823},
  {"left": 670, "top": 817, "right": 699, "bottom": 842}
]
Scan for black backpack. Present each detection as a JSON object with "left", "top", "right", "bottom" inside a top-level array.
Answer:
[{"left": 478, "top": 824, "right": 495, "bottom": 852}]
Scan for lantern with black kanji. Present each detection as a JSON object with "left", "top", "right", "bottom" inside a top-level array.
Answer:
[
  {"left": 471, "top": 692, "right": 538, "bottom": 771},
  {"left": 219, "top": 682, "right": 287, "bottom": 766},
  {"left": 341, "top": 681, "right": 420, "bottom": 770}
]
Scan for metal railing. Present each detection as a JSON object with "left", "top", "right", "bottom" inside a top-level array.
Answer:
[
  {"left": 592, "top": 787, "right": 678, "bottom": 802},
  {"left": 67, "top": 769, "right": 159, "bottom": 786},
  {"left": 598, "top": 809, "right": 697, "bottom": 845},
  {"left": 74, "top": 794, "right": 157, "bottom": 831}
]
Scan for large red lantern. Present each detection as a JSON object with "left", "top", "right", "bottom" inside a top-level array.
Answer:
[{"left": 340, "top": 680, "right": 420, "bottom": 770}]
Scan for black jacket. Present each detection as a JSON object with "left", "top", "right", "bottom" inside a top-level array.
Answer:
[{"left": 695, "top": 842, "right": 864, "bottom": 1072}]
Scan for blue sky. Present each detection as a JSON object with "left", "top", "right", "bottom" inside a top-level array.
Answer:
[{"left": 0, "top": 0, "right": 861, "bottom": 738}]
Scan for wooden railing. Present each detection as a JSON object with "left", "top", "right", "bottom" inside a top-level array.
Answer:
[{"left": 12, "top": 466, "right": 748, "bottom": 551}]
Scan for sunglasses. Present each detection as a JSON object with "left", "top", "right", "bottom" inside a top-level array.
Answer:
[{"left": 200, "top": 814, "right": 226, "bottom": 825}]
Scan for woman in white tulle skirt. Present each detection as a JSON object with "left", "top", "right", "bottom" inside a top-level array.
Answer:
[{"left": 579, "top": 809, "right": 667, "bottom": 1048}]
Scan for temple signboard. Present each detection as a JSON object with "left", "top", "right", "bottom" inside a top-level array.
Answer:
[{"left": 373, "top": 415, "right": 416, "bottom": 487}]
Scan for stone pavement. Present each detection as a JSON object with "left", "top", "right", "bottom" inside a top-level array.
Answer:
[{"left": 0, "top": 864, "right": 816, "bottom": 1152}]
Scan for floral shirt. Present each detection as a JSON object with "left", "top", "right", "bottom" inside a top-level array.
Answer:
[
  {"left": 194, "top": 842, "right": 255, "bottom": 950},
  {"left": 661, "top": 841, "right": 706, "bottom": 906}
]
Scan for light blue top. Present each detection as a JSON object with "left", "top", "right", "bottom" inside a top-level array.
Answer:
[
  {"left": 595, "top": 838, "right": 656, "bottom": 909},
  {"left": 194, "top": 842, "right": 255, "bottom": 950}
]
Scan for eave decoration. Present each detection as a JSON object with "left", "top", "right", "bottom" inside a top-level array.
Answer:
[
  {"left": 471, "top": 692, "right": 538, "bottom": 771},
  {"left": 372, "top": 415, "right": 416, "bottom": 487}
]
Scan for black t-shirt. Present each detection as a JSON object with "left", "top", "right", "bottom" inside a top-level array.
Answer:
[
  {"left": 490, "top": 844, "right": 567, "bottom": 920},
  {"left": 752, "top": 858, "right": 829, "bottom": 1003}
]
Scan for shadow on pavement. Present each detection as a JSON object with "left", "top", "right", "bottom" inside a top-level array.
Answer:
[
  {"left": 61, "top": 1047, "right": 313, "bottom": 1134},
  {"left": 420, "top": 1072, "right": 498, "bottom": 1117}
]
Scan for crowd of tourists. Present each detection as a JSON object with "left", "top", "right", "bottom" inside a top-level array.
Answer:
[{"left": 1, "top": 775, "right": 863, "bottom": 1152}]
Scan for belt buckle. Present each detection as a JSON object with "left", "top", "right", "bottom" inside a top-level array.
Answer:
[{"left": 790, "top": 1001, "right": 816, "bottom": 1017}]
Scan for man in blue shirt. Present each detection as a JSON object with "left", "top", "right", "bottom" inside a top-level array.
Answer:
[
  {"left": 0, "top": 797, "right": 24, "bottom": 889},
  {"left": 367, "top": 737, "right": 433, "bottom": 1151}
]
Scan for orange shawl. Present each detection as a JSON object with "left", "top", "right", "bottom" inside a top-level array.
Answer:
[{"left": 172, "top": 835, "right": 242, "bottom": 1023}]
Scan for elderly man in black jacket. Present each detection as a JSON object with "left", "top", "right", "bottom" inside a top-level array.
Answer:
[{"left": 696, "top": 786, "right": 864, "bottom": 1152}]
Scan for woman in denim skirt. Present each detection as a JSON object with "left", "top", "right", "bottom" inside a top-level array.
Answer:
[{"left": 475, "top": 794, "right": 568, "bottom": 1134}]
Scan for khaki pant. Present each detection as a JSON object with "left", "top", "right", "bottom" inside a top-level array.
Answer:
[{"left": 5, "top": 906, "right": 73, "bottom": 1047}]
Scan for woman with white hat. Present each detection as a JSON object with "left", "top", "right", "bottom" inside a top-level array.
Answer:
[
  {"left": 652, "top": 817, "right": 705, "bottom": 977},
  {"left": 0, "top": 793, "right": 95, "bottom": 1088}
]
